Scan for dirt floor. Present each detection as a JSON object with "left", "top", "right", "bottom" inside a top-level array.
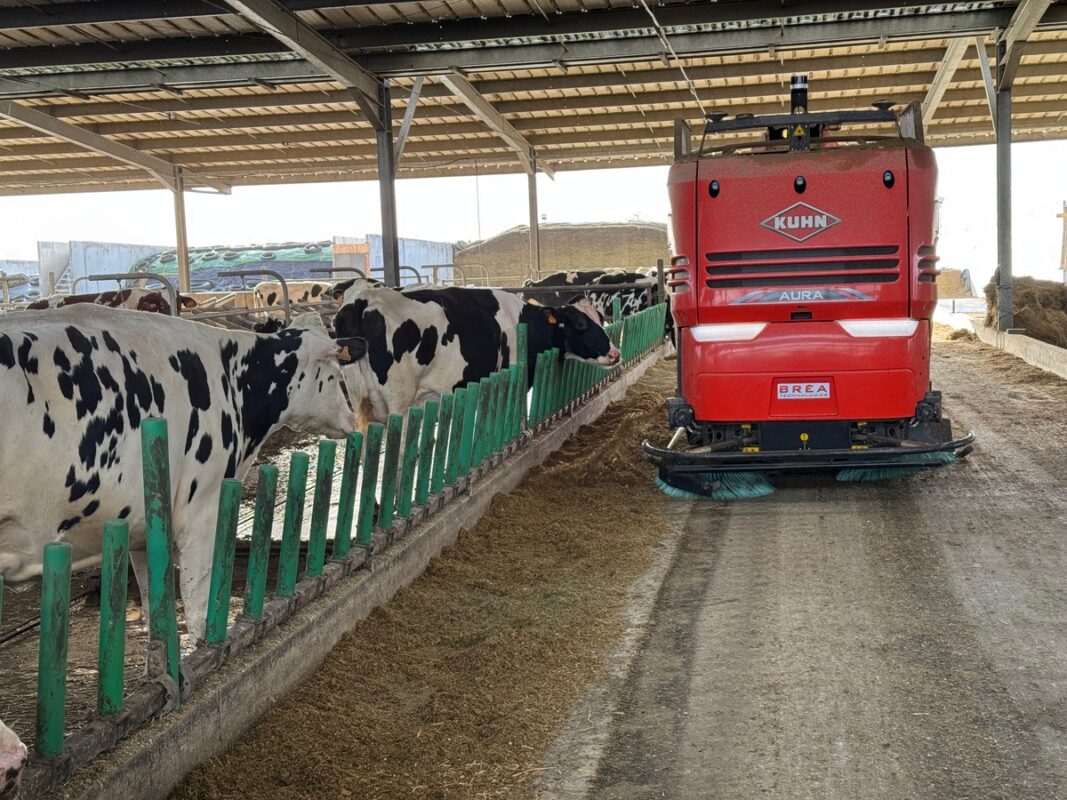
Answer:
[
  {"left": 171, "top": 360, "right": 677, "bottom": 800},
  {"left": 574, "top": 333, "right": 1067, "bottom": 800}
]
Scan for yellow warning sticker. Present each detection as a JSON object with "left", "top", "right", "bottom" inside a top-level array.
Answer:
[{"left": 793, "top": 124, "right": 806, "bottom": 137}]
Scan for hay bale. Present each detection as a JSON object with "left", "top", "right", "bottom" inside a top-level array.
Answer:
[
  {"left": 937, "top": 269, "right": 976, "bottom": 299},
  {"left": 985, "top": 274, "right": 1067, "bottom": 349}
]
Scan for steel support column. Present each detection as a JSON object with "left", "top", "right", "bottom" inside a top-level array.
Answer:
[
  {"left": 173, "top": 170, "right": 191, "bottom": 293},
  {"left": 528, "top": 160, "right": 540, "bottom": 280},
  {"left": 996, "top": 81, "right": 1013, "bottom": 331},
  {"left": 376, "top": 79, "right": 400, "bottom": 288}
]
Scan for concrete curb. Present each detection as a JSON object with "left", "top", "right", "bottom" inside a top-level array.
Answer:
[
  {"left": 974, "top": 325, "right": 1067, "bottom": 381},
  {"left": 48, "top": 349, "right": 664, "bottom": 800}
]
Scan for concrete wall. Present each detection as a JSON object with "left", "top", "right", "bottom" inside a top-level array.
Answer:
[
  {"left": 975, "top": 325, "right": 1067, "bottom": 381},
  {"left": 455, "top": 222, "right": 669, "bottom": 285},
  {"left": 368, "top": 235, "right": 454, "bottom": 284},
  {"left": 38, "top": 241, "right": 168, "bottom": 295}
]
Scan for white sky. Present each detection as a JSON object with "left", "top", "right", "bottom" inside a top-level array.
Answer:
[{"left": 0, "top": 139, "right": 1064, "bottom": 291}]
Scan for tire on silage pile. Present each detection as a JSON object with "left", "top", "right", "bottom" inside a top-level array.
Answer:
[{"left": 985, "top": 274, "right": 1067, "bottom": 350}]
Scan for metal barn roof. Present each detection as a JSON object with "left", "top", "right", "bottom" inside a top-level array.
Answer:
[{"left": 0, "top": 1, "right": 1065, "bottom": 194}]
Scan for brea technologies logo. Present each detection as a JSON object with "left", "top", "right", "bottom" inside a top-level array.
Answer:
[{"left": 761, "top": 202, "right": 841, "bottom": 242}]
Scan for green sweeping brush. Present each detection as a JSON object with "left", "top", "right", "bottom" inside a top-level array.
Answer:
[
  {"left": 835, "top": 451, "right": 957, "bottom": 483},
  {"left": 655, "top": 468, "right": 775, "bottom": 501}
]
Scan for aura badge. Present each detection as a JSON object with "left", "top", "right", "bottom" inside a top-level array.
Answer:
[{"left": 760, "top": 202, "right": 841, "bottom": 242}]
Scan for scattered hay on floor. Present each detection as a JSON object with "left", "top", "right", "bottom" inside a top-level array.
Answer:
[{"left": 173, "top": 360, "right": 677, "bottom": 800}]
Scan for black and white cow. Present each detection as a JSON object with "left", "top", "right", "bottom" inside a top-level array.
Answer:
[
  {"left": 332, "top": 282, "right": 619, "bottom": 428},
  {"left": 584, "top": 271, "right": 657, "bottom": 320},
  {"left": 27, "top": 288, "right": 198, "bottom": 316},
  {"left": 0, "top": 721, "right": 26, "bottom": 800},
  {"left": 252, "top": 280, "right": 336, "bottom": 309},
  {"left": 0, "top": 305, "right": 363, "bottom": 641}
]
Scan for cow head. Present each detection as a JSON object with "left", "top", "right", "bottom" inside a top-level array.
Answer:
[
  {"left": 134, "top": 292, "right": 168, "bottom": 314},
  {"left": 0, "top": 721, "right": 27, "bottom": 800},
  {"left": 280, "top": 313, "right": 365, "bottom": 437},
  {"left": 542, "top": 302, "right": 620, "bottom": 366}
]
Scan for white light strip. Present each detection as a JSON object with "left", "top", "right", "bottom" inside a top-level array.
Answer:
[
  {"left": 690, "top": 322, "right": 767, "bottom": 342},
  {"left": 837, "top": 318, "right": 920, "bottom": 338}
]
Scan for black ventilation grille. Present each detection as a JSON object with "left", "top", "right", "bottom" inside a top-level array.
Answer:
[{"left": 706, "top": 244, "right": 900, "bottom": 289}]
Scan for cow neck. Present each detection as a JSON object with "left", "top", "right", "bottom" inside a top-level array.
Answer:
[{"left": 219, "top": 329, "right": 306, "bottom": 478}]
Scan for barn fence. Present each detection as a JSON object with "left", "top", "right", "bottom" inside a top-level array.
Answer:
[{"left": 6, "top": 301, "right": 669, "bottom": 797}]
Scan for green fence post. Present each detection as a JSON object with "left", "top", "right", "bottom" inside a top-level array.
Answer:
[
  {"left": 502, "top": 366, "right": 517, "bottom": 446},
  {"left": 204, "top": 478, "right": 242, "bottom": 643},
  {"left": 36, "top": 541, "right": 71, "bottom": 758},
  {"left": 243, "top": 465, "right": 278, "bottom": 618},
  {"left": 431, "top": 394, "right": 453, "bottom": 495},
  {"left": 496, "top": 370, "right": 511, "bottom": 452},
  {"left": 548, "top": 350, "right": 563, "bottom": 417},
  {"left": 377, "top": 414, "right": 403, "bottom": 530},
  {"left": 397, "top": 407, "right": 423, "bottom": 518},
  {"left": 612, "top": 296, "right": 622, "bottom": 322},
  {"left": 415, "top": 400, "right": 438, "bottom": 507},
  {"left": 332, "top": 432, "right": 362, "bottom": 561},
  {"left": 474, "top": 377, "right": 493, "bottom": 467},
  {"left": 276, "top": 451, "right": 310, "bottom": 597},
  {"left": 304, "top": 439, "right": 337, "bottom": 578},
  {"left": 356, "top": 423, "right": 384, "bottom": 547},
  {"left": 140, "top": 418, "right": 180, "bottom": 690},
  {"left": 97, "top": 520, "right": 129, "bottom": 717},
  {"left": 516, "top": 323, "right": 529, "bottom": 430},
  {"left": 457, "top": 382, "right": 479, "bottom": 476},
  {"left": 445, "top": 387, "right": 466, "bottom": 486},
  {"left": 534, "top": 352, "right": 551, "bottom": 424},
  {"left": 507, "top": 364, "right": 522, "bottom": 442},
  {"left": 487, "top": 371, "right": 501, "bottom": 456}
]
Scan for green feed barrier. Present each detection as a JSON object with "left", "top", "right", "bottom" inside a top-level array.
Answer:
[
  {"left": 397, "top": 407, "right": 423, "bottom": 518},
  {"left": 98, "top": 520, "right": 128, "bottom": 718},
  {"left": 356, "top": 422, "right": 384, "bottom": 546},
  {"left": 205, "top": 479, "right": 242, "bottom": 643},
  {"left": 140, "top": 418, "right": 180, "bottom": 693},
  {"left": 415, "top": 400, "right": 438, "bottom": 507},
  {"left": 432, "top": 393, "right": 454, "bottom": 495},
  {"left": 445, "top": 387, "right": 466, "bottom": 486},
  {"left": 276, "top": 451, "right": 310, "bottom": 597},
  {"left": 377, "top": 414, "right": 403, "bottom": 530},
  {"left": 457, "top": 382, "right": 478, "bottom": 476},
  {"left": 332, "top": 433, "right": 362, "bottom": 561},
  {"left": 36, "top": 541, "right": 71, "bottom": 758},
  {"left": 305, "top": 440, "right": 337, "bottom": 578},
  {"left": 244, "top": 465, "right": 279, "bottom": 618}
]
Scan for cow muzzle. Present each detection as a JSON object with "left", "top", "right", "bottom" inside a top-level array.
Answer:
[{"left": 598, "top": 346, "right": 621, "bottom": 366}]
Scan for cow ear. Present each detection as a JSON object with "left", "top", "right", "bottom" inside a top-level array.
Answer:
[
  {"left": 180, "top": 295, "right": 198, "bottom": 308},
  {"left": 540, "top": 306, "right": 559, "bottom": 325},
  {"left": 336, "top": 336, "right": 368, "bottom": 364}
]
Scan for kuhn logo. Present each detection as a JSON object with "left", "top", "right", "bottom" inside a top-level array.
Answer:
[{"left": 761, "top": 202, "right": 841, "bottom": 242}]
